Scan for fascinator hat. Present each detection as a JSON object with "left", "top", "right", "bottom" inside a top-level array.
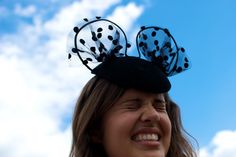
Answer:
[{"left": 67, "top": 17, "right": 190, "bottom": 93}]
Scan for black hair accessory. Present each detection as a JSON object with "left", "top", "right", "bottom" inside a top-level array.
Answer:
[{"left": 67, "top": 17, "right": 191, "bottom": 93}]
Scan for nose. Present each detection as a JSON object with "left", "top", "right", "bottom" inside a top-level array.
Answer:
[{"left": 140, "top": 103, "right": 160, "bottom": 122}]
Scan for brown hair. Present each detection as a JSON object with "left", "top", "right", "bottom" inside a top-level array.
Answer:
[
  {"left": 165, "top": 94, "right": 198, "bottom": 157},
  {"left": 69, "top": 76, "right": 197, "bottom": 157}
]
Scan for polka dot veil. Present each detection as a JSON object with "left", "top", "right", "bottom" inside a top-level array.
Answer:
[
  {"left": 67, "top": 17, "right": 191, "bottom": 77},
  {"left": 136, "top": 26, "right": 190, "bottom": 76}
]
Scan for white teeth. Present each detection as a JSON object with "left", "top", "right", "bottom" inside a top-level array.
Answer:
[{"left": 134, "top": 134, "right": 159, "bottom": 141}]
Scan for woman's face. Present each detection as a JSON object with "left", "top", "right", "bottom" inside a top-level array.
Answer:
[{"left": 101, "top": 89, "right": 171, "bottom": 157}]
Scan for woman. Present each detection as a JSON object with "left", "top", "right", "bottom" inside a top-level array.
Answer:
[{"left": 67, "top": 17, "right": 197, "bottom": 157}]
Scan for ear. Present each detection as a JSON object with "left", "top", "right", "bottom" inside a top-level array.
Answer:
[{"left": 90, "top": 130, "right": 102, "bottom": 143}]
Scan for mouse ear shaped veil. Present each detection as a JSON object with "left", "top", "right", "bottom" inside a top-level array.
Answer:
[
  {"left": 136, "top": 26, "right": 190, "bottom": 76},
  {"left": 67, "top": 17, "right": 191, "bottom": 93}
]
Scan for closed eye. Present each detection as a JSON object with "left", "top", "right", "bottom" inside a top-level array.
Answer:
[
  {"left": 126, "top": 103, "right": 142, "bottom": 110},
  {"left": 153, "top": 100, "right": 167, "bottom": 112},
  {"left": 121, "top": 99, "right": 142, "bottom": 110}
]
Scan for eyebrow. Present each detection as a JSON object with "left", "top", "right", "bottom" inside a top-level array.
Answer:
[
  {"left": 153, "top": 99, "right": 166, "bottom": 103},
  {"left": 120, "top": 97, "right": 165, "bottom": 104},
  {"left": 120, "top": 98, "right": 141, "bottom": 104}
]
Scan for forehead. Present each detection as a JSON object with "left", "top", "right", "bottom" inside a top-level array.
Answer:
[{"left": 119, "top": 89, "right": 165, "bottom": 100}]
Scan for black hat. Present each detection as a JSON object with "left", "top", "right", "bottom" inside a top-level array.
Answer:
[{"left": 67, "top": 17, "right": 191, "bottom": 93}]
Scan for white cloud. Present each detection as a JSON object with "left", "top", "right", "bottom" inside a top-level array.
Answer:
[
  {"left": 107, "top": 2, "right": 144, "bottom": 54},
  {"left": 107, "top": 2, "right": 144, "bottom": 32},
  {"left": 43, "top": 0, "right": 121, "bottom": 38},
  {"left": 0, "top": 1, "right": 143, "bottom": 157},
  {"left": 14, "top": 4, "right": 37, "bottom": 17},
  {"left": 199, "top": 130, "right": 236, "bottom": 157}
]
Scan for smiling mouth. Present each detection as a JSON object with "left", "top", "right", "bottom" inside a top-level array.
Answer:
[{"left": 132, "top": 133, "right": 160, "bottom": 141}]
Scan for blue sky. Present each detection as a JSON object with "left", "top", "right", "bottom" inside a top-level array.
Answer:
[{"left": 0, "top": 0, "right": 236, "bottom": 157}]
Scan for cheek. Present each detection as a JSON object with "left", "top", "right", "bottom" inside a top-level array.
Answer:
[
  {"left": 163, "top": 115, "right": 172, "bottom": 133},
  {"left": 102, "top": 112, "right": 137, "bottom": 139},
  {"left": 101, "top": 112, "right": 138, "bottom": 156},
  {"left": 161, "top": 114, "right": 172, "bottom": 146}
]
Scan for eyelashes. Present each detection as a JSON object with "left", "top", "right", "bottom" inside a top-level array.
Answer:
[
  {"left": 121, "top": 102, "right": 167, "bottom": 112},
  {"left": 153, "top": 103, "right": 167, "bottom": 112},
  {"left": 124, "top": 103, "right": 142, "bottom": 110}
]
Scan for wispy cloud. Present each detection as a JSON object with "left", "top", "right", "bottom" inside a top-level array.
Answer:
[
  {"left": 199, "top": 130, "right": 236, "bottom": 157},
  {"left": 14, "top": 4, "right": 37, "bottom": 17},
  {"left": 0, "top": 1, "right": 143, "bottom": 157}
]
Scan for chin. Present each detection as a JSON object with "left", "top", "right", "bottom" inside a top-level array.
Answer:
[{"left": 134, "top": 150, "right": 166, "bottom": 157}]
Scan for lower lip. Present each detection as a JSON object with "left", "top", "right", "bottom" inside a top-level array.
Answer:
[{"left": 132, "top": 140, "right": 160, "bottom": 149}]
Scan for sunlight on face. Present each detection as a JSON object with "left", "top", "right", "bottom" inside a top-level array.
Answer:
[{"left": 102, "top": 89, "right": 172, "bottom": 157}]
